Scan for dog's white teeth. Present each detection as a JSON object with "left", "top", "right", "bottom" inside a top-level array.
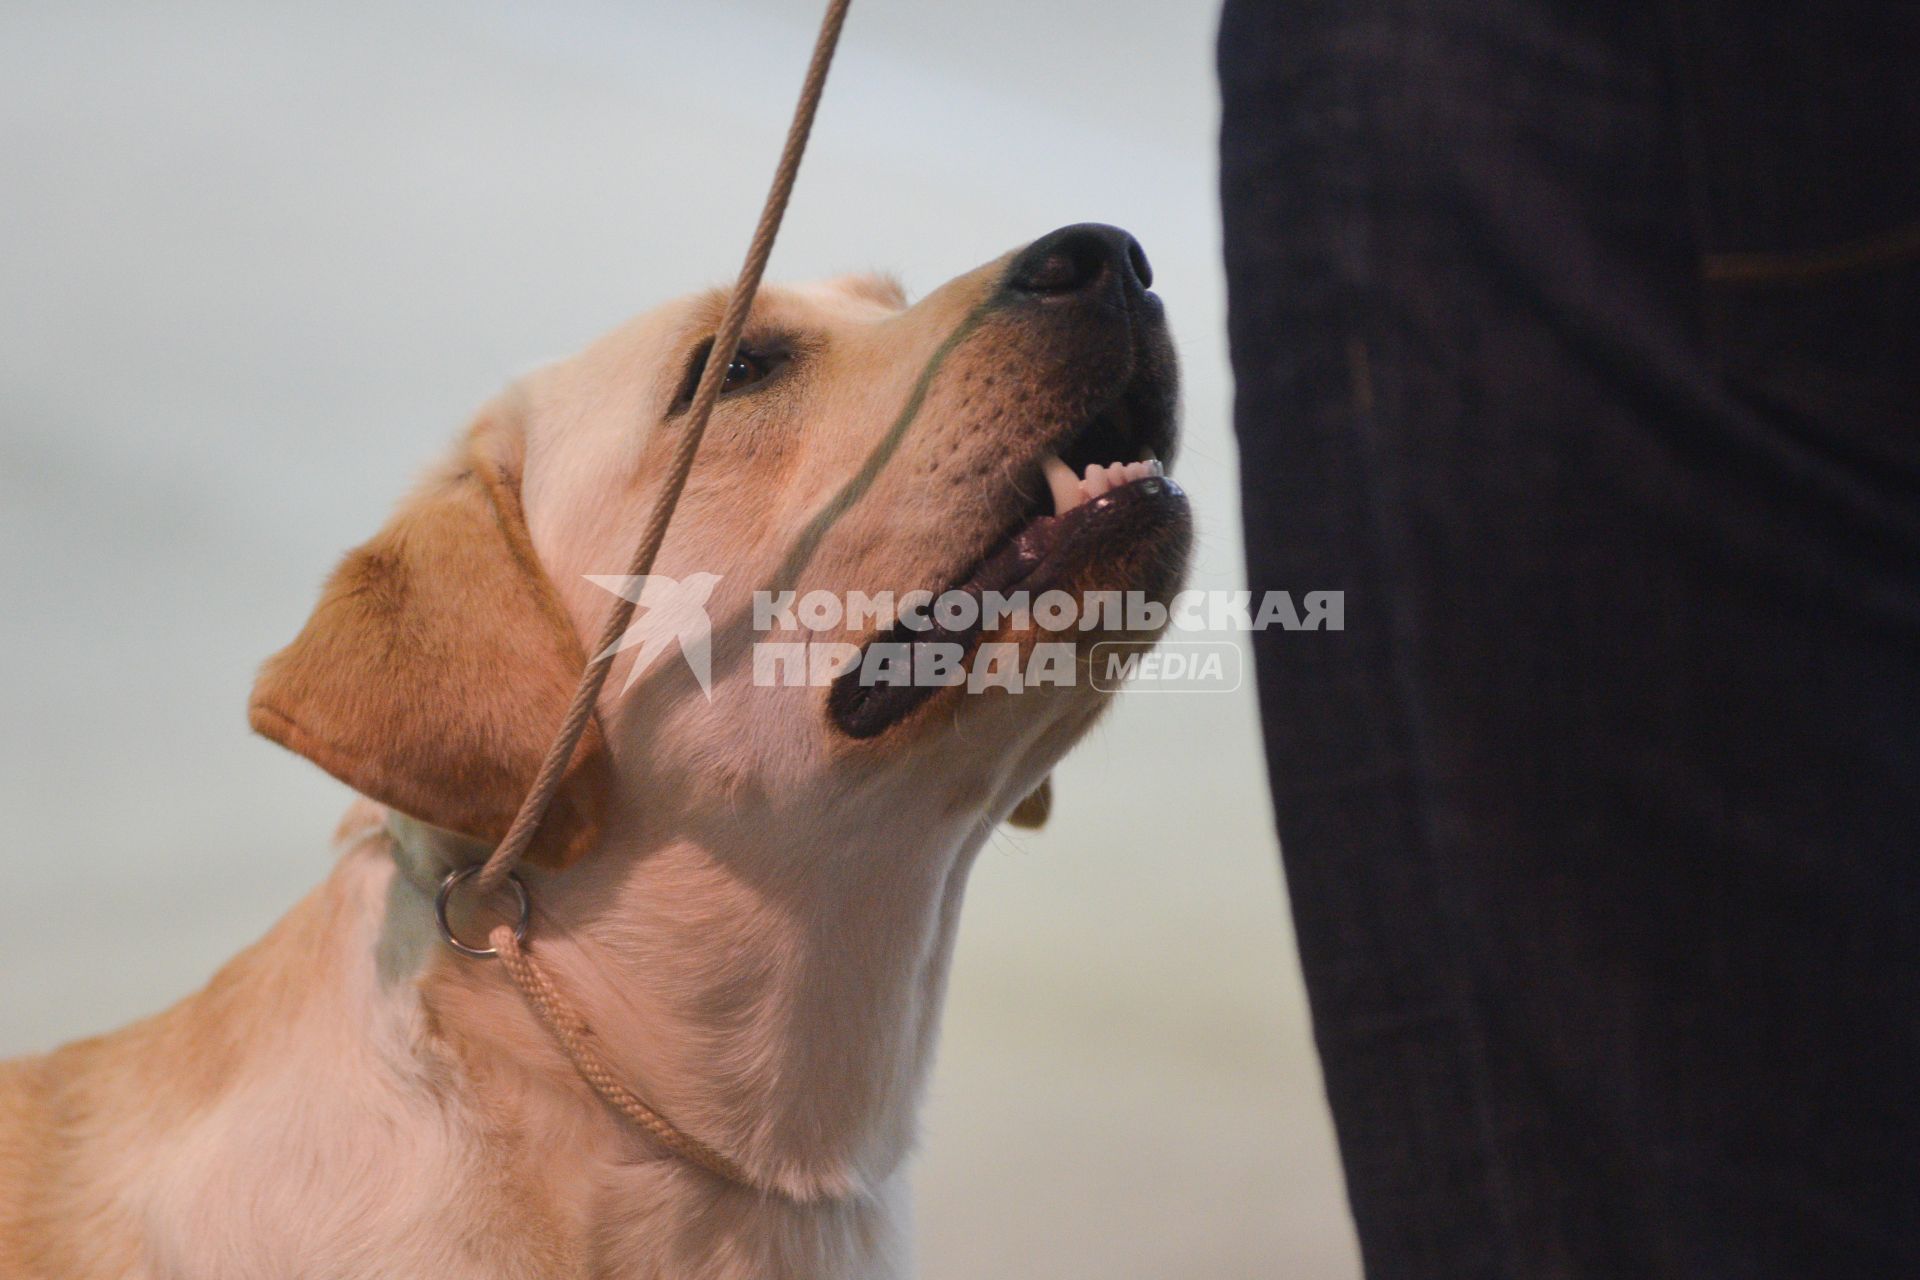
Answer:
[
  {"left": 1040, "top": 452, "right": 1167, "bottom": 518},
  {"left": 1041, "top": 452, "right": 1084, "bottom": 516}
]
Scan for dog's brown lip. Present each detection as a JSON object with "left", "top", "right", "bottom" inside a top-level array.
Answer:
[
  {"left": 825, "top": 341, "right": 1182, "bottom": 740},
  {"left": 825, "top": 475, "right": 1187, "bottom": 740}
]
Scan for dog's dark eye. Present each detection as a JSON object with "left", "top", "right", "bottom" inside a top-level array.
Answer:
[
  {"left": 722, "top": 350, "right": 772, "bottom": 392},
  {"left": 672, "top": 339, "right": 781, "bottom": 413}
]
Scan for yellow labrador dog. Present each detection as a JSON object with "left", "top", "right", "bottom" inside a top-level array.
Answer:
[{"left": 0, "top": 224, "right": 1189, "bottom": 1279}]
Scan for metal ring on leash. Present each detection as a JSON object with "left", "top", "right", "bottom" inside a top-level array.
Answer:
[{"left": 435, "top": 865, "right": 531, "bottom": 959}]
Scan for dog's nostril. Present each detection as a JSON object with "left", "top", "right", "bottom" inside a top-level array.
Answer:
[
  {"left": 1006, "top": 223, "right": 1151, "bottom": 298},
  {"left": 1126, "top": 238, "right": 1153, "bottom": 289}
]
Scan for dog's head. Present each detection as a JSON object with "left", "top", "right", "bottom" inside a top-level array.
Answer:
[{"left": 251, "top": 224, "right": 1191, "bottom": 866}]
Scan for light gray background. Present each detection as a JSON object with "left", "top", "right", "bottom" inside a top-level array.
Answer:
[{"left": 0, "top": 3, "right": 1358, "bottom": 1276}]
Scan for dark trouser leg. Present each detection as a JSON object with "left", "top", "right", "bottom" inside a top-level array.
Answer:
[{"left": 1220, "top": 1, "right": 1920, "bottom": 1273}]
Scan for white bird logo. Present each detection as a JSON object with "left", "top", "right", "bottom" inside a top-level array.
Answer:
[{"left": 583, "top": 572, "right": 723, "bottom": 699}]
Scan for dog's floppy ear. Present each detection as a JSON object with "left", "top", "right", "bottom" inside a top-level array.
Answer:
[
  {"left": 248, "top": 407, "right": 610, "bottom": 869},
  {"left": 1007, "top": 776, "right": 1052, "bottom": 829}
]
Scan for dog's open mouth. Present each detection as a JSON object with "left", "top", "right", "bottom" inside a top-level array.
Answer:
[{"left": 828, "top": 385, "right": 1186, "bottom": 739}]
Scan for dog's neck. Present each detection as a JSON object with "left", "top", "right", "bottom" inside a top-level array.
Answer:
[{"left": 381, "top": 784, "right": 993, "bottom": 1277}]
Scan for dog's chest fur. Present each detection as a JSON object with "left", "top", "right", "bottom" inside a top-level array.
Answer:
[{"left": 0, "top": 832, "right": 927, "bottom": 1280}]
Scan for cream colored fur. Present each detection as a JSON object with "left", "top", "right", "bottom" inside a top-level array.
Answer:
[{"left": 0, "top": 248, "right": 1186, "bottom": 1279}]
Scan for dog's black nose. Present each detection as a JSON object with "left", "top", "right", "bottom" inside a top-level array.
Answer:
[{"left": 1005, "top": 223, "right": 1153, "bottom": 299}]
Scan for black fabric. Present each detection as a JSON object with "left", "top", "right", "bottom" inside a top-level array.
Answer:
[{"left": 1218, "top": 1, "right": 1920, "bottom": 1274}]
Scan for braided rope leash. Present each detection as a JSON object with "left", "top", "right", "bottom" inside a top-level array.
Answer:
[
  {"left": 472, "top": 0, "right": 849, "bottom": 902},
  {"left": 492, "top": 925, "right": 753, "bottom": 1185},
  {"left": 443, "top": 0, "right": 853, "bottom": 1194}
]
